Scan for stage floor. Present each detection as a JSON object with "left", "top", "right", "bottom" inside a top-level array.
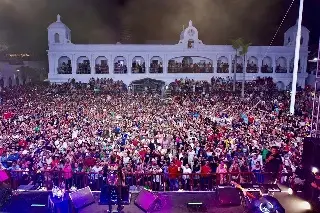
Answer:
[{"left": 0, "top": 190, "right": 314, "bottom": 213}]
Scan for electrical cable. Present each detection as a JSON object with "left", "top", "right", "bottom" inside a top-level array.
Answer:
[{"left": 263, "top": 0, "right": 296, "bottom": 57}]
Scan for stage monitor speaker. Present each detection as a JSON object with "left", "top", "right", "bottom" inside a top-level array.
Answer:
[
  {"left": 134, "top": 189, "right": 160, "bottom": 212},
  {"left": 217, "top": 186, "right": 241, "bottom": 206},
  {"left": 303, "top": 137, "right": 320, "bottom": 169},
  {"left": 187, "top": 202, "right": 207, "bottom": 212},
  {"left": 69, "top": 186, "right": 95, "bottom": 210},
  {"left": 17, "top": 185, "right": 36, "bottom": 191}
]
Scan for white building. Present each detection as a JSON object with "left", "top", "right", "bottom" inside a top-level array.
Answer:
[{"left": 47, "top": 15, "right": 309, "bottom": 89}]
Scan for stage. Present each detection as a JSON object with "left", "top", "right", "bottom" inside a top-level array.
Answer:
[{"left": 0, "top": 188, "right": 314, "bottom": 213}]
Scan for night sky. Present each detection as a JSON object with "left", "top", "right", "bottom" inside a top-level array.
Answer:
[{"left": 0, "top": 0, "right": 319, "bottom": 59}]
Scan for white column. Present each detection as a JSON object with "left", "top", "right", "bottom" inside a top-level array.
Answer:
[
  {"left": 163, "top": 55, "right": 168, "bottom": 74},
  {"left": 228, "top": 55, "right": 232, "bottom": 74},
  {"left": 211, "top": 55, "right": 217, "bottom": 73},
  {"left": 90, "top": 54, "right": 95, "bottom": 75},
  {"left": 127, "top": 55, "right": 131, "bottom": 75},
  {"left": 272, "top": 56, "right": 276, "bottom": 73},
  {"left": 146, "top": 54, "right": 150, "bottom": 74},
  {"left": 48, "top": 53, "right": 55, "bottom": 75},
  {"left": 109, "top": 55, "right": 114, "bottom": 74},
  {"left": 72, "top": 54, "right": 77, "bottom": 75},
  {"left": 290, "top": 0, "right": 304, "bottom": 114},
  {"left": 53, "top": 55, "right": 59, "bottom": 75},
  {"left": 257, "top": 56, "right": 262, "bottom": 73}
]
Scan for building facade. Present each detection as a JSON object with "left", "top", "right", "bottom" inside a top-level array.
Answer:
[{"left": 47, "top": 15, "right": 310, "bottom": 89}]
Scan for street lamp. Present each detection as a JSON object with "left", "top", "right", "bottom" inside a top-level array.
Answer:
[{"left": 289, "top": 0, "right": 304, "bottom": 115}]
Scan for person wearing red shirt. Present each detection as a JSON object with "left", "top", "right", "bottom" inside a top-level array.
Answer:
[
  {"left": 173, "top": 157, "right": 182, "bottom": 169},
  {"left": 201, "top": 161, "right": 212, "bottom": 190},
  {"left": 18, "top": 139, "right": 27, "bottom": 149},
  {"left": 168, "top": 162, "right": 179, "bottom": 191},
  {"left": 51, "top": 156, "right": 60, "bottom": 168},
  {"left": 84, "top": 156, "right": 96, "bottom": 167},
  {"left": 248, "top": 115, "right": 254, "bottom": 124}
]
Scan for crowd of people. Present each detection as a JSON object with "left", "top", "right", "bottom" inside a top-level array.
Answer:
[
  {"left": 246, "top": 61, "right": 258, "bottom": 73},
  {"left": 275, "top": 64, "right": 287, "bottom": 73},
  {"left": 131, "top": 61, "right": 146, "bottom": 74},
  {"left": 77, "top": 61, "right": 91, "bottom": 74},
  {"left": 114, "top": 62, "right": 128, "bottom": 74},
  {"left": 95, "top": 62, "right": 109, "bottom": 74},
  {"left": 232, "top": 62, "right": 244, "bottom": 73},
  {"left": 217, "top": 61, "right": 229, "bottom": 73},
  {"left": 168, "top": 60, "right": 213, "bottom": 73},
  {"left": 0, "top": 76, "right": 312, "bottom": 192},
  {"left": 149, "top": 61, "right": 163, "bottom": 73},
  {"left": 57, "top": 61, "right": 72, "bottom": 74},
  {"left": 261, "top": 64, "right": 273, "bottom": 73}
]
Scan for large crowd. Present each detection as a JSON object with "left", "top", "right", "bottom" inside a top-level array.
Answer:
[
  {"left": 0, "top": 77, "right": 312, "bottom": 192},
  {"left": 168, "top": 60, "right": 213, "bottom": 73}
]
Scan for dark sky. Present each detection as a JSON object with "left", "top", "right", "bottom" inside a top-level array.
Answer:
[{"left": 0, "top": 0, "right": 319, "bottom": 59}]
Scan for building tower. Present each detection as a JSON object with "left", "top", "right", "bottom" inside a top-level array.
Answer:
[{"left": 47, "top": 14, "right": 72, "bottom": 45}]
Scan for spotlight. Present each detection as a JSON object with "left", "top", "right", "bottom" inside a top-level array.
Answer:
[
  {"left": 287, "top": 188, "right": 293, "bottom": 195},
  {"left": 312, "top": 167, "right": 318, "bottom": 174},
  {"left": 300, "top": 201, "right": 311, "bottom": 210},
  {"left": 259, "top": 201, "right": 274, "bottom": 213}
]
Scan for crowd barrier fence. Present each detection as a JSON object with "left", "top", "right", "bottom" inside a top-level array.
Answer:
[{"left": 5, "top": 170, "right": 295, "bottom": 191}]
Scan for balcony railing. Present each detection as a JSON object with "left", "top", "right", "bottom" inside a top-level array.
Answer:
[
  {"left": 131, "top": 67, "right": 146, "bottom": 74},
  {"left": 6, "top": 170, "right": 293, "bottom": 191},
  {"left": 149, "top": 67, "right": 163, "bottom": 73},
  {"left": 261, "top": 66, "right": 273, "bottom": 73},
  {"left": 275, "top": 66, "right": 287, "bottom": 73}
]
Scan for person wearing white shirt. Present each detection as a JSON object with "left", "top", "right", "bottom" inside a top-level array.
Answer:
[
  {"left": 181, "top": 164, "right": 192, "bottom": 190},
  {"left": 152, "top": 165, "right": 163, "bottom": 191},
  {"left": 187, "top": 149, "right": 195, "bottom": 165},
  {"left": 250, "top": 154, "right": 263, "bottom": 170}
]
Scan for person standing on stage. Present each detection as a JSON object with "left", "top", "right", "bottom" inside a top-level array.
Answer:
[
  {"left": 264, "top": 146, "right": 283, "bottom": 184},
  {"left": 105, "top": 155, "right": 125, "bottom": 213}
]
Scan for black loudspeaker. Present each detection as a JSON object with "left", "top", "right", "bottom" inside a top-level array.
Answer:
[
  {"left": 134, "top": 189, "right": 160, "bottom": 212},
  {"left": 69, "top": 186, "right": 95, "bottom": 210},
  {"left": 17, "top": 185, "right": 36, "bottom": 191},
  {"left": 303, "top": 137, "right": 320, "bottom": 170},
  {"left": 0, "top": 184, "right": 12, "bottom": 208},
  {"left": 217, "top": 186, "right": 241, "bottom": 206}
]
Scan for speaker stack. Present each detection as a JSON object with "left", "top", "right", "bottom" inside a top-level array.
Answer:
[
  {"left": 134, "top": 189, "right": 161, "bottom": 212},
  {"left": 302, "top": 137, "right": 320, "bottom": 170},
  {"left": 217, "top": 186, "right": 242, "bottom": 206}
]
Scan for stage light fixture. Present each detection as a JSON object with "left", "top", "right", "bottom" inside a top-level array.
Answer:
[
  {"left": 312, "top": 167, "right": 318, "bottom": 174},
  {"left": 301, "top": 201, "right": 311, "bottom": 210},
  {"left": 287, "top": 188, "right": 293, "bottom": 195},
  {"left": 259, "top": 201, "right": 273, "bottom": 213}
]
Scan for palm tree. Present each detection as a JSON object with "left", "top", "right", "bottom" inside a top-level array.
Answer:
[
  {"left": 239, "top": 41, "right": 251, "bottom": 98},
  {"left": 231, "top": 38, "right": 244, "bottom": 92}
]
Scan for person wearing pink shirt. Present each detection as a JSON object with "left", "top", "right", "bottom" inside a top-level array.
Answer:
[{"left": 63, "top": 159, "right": 72, "bottom": 190}]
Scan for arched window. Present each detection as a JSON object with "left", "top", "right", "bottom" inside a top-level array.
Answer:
[{"left": 54, "top": 33, "right": 60, "bottom": 43}]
